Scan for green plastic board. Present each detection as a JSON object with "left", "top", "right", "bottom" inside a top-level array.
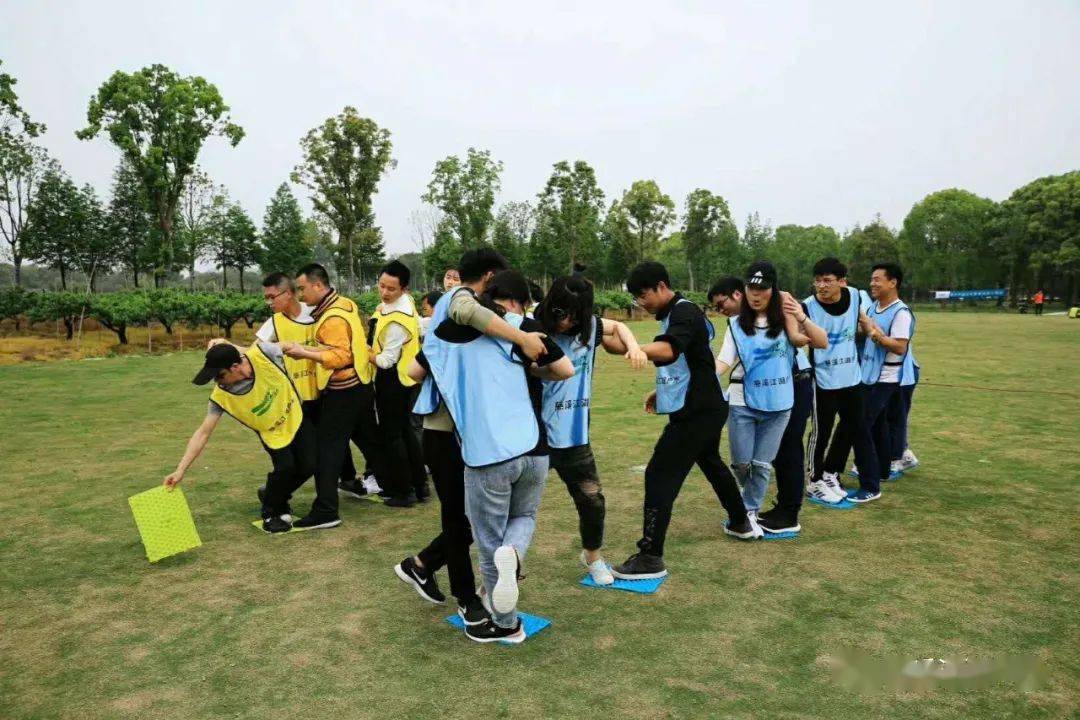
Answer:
[{"left": 128, "top": 486, "right": 202, "bottom": 562}]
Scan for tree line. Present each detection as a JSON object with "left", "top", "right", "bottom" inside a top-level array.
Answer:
[{"left": 1, "top": 60, "right": 1077, "bottom": 305}]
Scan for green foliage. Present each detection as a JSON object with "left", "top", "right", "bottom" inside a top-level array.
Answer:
[
  {"left": 592, "top": 289, "right": 633, "bottom": 313},
  {"left": 291, "top": 107, "right": 395, "bottom": 291},
  {"left": 22, "top": 169, "right": 85, "bottom": 289},
  {"left": 772, "top": 225, "right": 843, "bottom": 296},
  {"left": 841, "top": 216, "right": 899, "bottom": 288},
  {"left": 420, "top": 219, "right": 462, "bottom": 286},
  {"left": 492, "top": 201, "right": 533, "bottom": 273},
  {"left": 422, "top": 147, "right": 503, "bottom": 248},
  {"left": 259, "top": 183, "right": 312, "bottom": 276},
  {"left": 89, "top": 291, "right": 152, "bottom": 343},
  {"left": 0, "top": 59, "right": 44, "bottom": 140},
  {"left": 898, "top": 189, "right": 997, "bottom": 297},
  {"left": 681, "top": 189, "right": 739, "bottom": 291},
  {"left": 77, "top": 64, "right": 243, "bottom": 286},
  {"left": 529, "top": 161, "right": 606, "bottom": 278},
  {"left": 617, "top": 180, "right": 676, "bottom": 265},
  {"left": 334, "top": 227, "right": 386, "bottom": 288},
  {"left": 107, "top": 158, "right": 153, "bottom": 287},
  {"left": 0, "top": 285, "right": 31, "bottom": 328},
  {"left": 1, "top": 137, "right": 53, "bottom": 286}
]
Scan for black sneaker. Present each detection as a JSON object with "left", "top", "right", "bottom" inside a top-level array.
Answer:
[
  {"left": 415, "top": 483, "right": 431, "bottom": 502},
  {"left": 611, "top": 552, "right": 668, "bottom": 580},
  {"left": 456, "top": 598, "right": 490, "bottom": 626},
  {"left": 464, "top": 618, "right": 526, "bottom": 644},
  {"left": 384, "top": 492, "right": 417, "bottom": 508},
  {"left": 756, "top": 508, "right": 801, "bottom": 534},
  {"left": 292, "top": 514, "right": 341, "bottom": 530},
  {"left": 723, "top": 518, "right": 759, "bottom": 540},
  {"left": 257, "top": 485, "right": 292, "bottom": 518},
  {"left": 393, "top": 556, "right": 446, "bottom": 604},
  {"left": 261, "top": 515, "right": 292, "bottom": 534},
  {"left": 337, "top": 477, "right": 369, "bottom": 499}
]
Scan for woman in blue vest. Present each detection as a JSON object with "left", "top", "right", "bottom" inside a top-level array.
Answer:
[
  {"left": 533, "top": 275, "right": 649, "bottom": 585},
  {"left": 716, "top": 262, "right": 827, "bottom": 529}
]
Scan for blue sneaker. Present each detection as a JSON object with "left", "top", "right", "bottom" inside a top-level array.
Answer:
[{"left": 848, "top": 489, "right": 882, "bottom": 503}]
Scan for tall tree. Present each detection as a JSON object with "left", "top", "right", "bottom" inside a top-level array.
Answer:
[
  {"left": 216, "top": 203, "right": 259, "bottom": 292},
  {"left": 0, "top": 59, "right": 44, "bottom": 141},
  {"left": 491, "top": 201, "right": 534, "bottom": 272},
  {"left": 842, "top": 215, "right": 900, "bottom": 287},
  {"left": 531, "top": 160, "right": 606, "bottom": 277},
  {"left": 681, "top": 189, "right": 738, "bottom": 291},
  {"left": 898, "top": 189, "right": 997, "bottom": 297},
  {"left": 260, "top": 183, "right": 311, "bottom": 275},
  {"left": 407, "top": 204, "right": 443, "bottom": 288},
  {"left": 291, "top": 106, "right": 395, "bottom": 291},
  {"left": 76, "top": 64, "right": 244, "bottom": 287},
  {"left": 771, "top": 225, "right": 842, "bottom": 295},
  {"left": 106, "top": 158, "right": 152, "bottom": 287},
  {"left": 599, "top": 200, "right": 634, "bottom": 286},
  {"left": 335, "top": 226, "right": 386, "bottom": 288},
  {"left": 422, "top": 147, "right": 503, "bottom": 248},
  {"left": 22, "top": 169, "right": 83, "bottom": 289},
  {"left": 73, "top": 183, "right": 112, "bottom": 292},
  {"left": 617, "top": 180, "right": 675, "bottom": 265},
  {"left": 742, "top": 212, "right": 775, "bottom": 262},
  {"left": 177, "top": 168, "right": 220, "bottom": 290},
  {"left": 0, "top": 139, "right": 51, "bottom": 285},
  {"left": 421, "top": 218, "right": 464, "bottom": 286}
]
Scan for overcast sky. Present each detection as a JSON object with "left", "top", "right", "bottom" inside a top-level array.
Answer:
[{"left": 3, "top": 1, "right": 1079, "bottom": 256}]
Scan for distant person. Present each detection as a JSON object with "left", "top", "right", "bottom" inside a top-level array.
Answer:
[
  {"left": 611, "top": 262, "right": 754, "bottom": 582},
  {"left": 1033, "top": 289, "right": 1045, "bottom": 316},
  {"left": 164, "top": 342, "right": 314, "bottom": 534},
  {"left": 714, "top": 262, "right": 826, "bottom": 525},
  {"left": 854, "top": 263, "right": 916, "bottom": 503},
  {"left": 419, "top": 290, "right": 443, "bottom": 339},
  {"left": 443, "top": 267, "right": 461, "bottom": 290}
]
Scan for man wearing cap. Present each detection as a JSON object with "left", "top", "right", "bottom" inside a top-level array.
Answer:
[
  {"left": 281, "top": 263, "right": 378, "bottom": 530},
  {"left": 163, "top": 341, "right": 315, "bottom": 534}
]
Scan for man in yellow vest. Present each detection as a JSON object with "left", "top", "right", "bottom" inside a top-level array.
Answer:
[
  {"left": 256, "top": 272, "right": 318, "bottom": 404},
  {"left": 366, "top": 260, "right": 427, "bottom": 507},
  {"left": 163, "top": 341, "right": 315, "bottom": 534},
  {"left": 282, "top": 263, "right": 379, "bottom": 530}
]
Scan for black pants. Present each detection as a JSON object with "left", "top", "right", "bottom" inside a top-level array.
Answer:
[
  {"left": 549, "top": 443, "right": 605, "bottom": 551},
  {"left": 639, "top": 407, "right": 747, "bottom": 557},
  {"left": 261, "top": 414, "right": 318, "bottom": 518},
  {"left": 416, "top": 430, "right": 478, "bottom": 605},
  {"left": 860, "top": 382, "right": 901, "bottom": 494},
  {"left": 1035, "top": 302, "right": 1044, "bottom": 315},
  {"left": 339, "top": 388, "right": 382, "bottom": 485},
  {"left": 373, "top": 369, "right": 427, "bottom": 498},
  {"left": 807, "top": 383, "right": 874, "bottom": 482},
  {"left": 312, "top": 384, "right": 376, "bottom": 519},
  {"left": 770, "top": 375, "right": 814, "bottom": 515}
]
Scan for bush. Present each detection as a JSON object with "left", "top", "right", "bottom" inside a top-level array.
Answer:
[
  {"left": 90, "top": 291, "right": 152, "bottom": 344},
  {"left": 0, "top": 286, "right": 33, "bottom": 330},
  {"left": 28, "top": 292, "right": 90, "bottom": 340}
]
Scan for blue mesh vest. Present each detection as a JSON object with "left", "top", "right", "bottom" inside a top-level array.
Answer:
[
  {"left": 804, "top": 287, "right": 862, "bottom": 389},
  {"left": 728, "top": 319, "right": 795, "bottom": 412},
  {"left": 655, "top": 298, "right": 716, "bottom": 414},
  {"left": 861, "top": 300, "right": 916, "bottom": 385},
  {"left": 541, "top": 317, "right": 598, "bottom": 449}
]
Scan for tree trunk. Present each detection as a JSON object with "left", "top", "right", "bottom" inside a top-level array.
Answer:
[
  {"left": 63, "top": 316, "right": 73, "bottom": 340},
  {"left": 222, "top": 265, "right": 228, "bottom": 290},
  {"left": 687, "top": 260, "right": 696, "bottom": 292},
  {"left": 238, "top": 266, "right": 245, "bottom": 293},
  {"left": 345, "top": 230, "right": 355, "bottom": 292},
  {"left": 132, "top": 265, "right": 140, "bottom": 288},
  {"left": 118, "top": 324, "right": 128, "bottom": 344},
  {"left": 13, "top": 257, "right": 21, "bottom": 286},
  {"left": 59, "top": 263, "right": 67, "bottom": 290}
]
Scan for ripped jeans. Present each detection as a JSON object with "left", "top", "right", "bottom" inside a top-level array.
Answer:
[
  {"left": 549, "top": 444, "right": 605, "bottom": 551},
  {"left": 728, "top": 405, "right": 791, "bottom": 513}
]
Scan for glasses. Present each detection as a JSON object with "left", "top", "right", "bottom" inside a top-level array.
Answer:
[
  {"left": 264, "top": 289, "right": 289, "bottom": 303},
  {"left": 813, "top": 278, "right": 838, "bottom": 286}
]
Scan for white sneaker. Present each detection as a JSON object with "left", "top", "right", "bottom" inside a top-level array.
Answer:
[
  {"left": 900, "top": 449, "right": 919, "bottom": 471},
  {"left": 491, "top": 545, "right": 519, "bottom": 614},
  {"left": 580, "top": 550, "right": 615, "bottom": 585},
  {"left": 807, "top": 479, "right": 841, "bottom": 505},
  {"left": 849, "top": 464, "right": 860, "bottom": 478},
  {"left": 361, "top": 473, "right": 382, "bottom": 494},
  {"left": 821, "top": 472, "right": 847, "bottom": 502},
  {"left": 747, "top": 511, "right": 765, "bottom": 539}
]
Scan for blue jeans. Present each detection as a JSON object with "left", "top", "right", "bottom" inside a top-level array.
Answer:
[
  {"left": 728, "top": 405, "right": 791, "bottom": 512},
  {"left": 463, "top": 454, "right": 549, "bottom": 628}
]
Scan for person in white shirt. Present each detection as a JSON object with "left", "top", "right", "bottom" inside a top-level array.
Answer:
[{"left": 366, "top": 260, "right": 429, "bottom": 506}]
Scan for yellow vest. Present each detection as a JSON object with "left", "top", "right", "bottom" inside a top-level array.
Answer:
[
  {"left": 272, "top": 312, "right": 319, "bottom": 402},
  {"left": 373, "top": 300, "right": 422, "bottom": 387},
  {"left": 210, "top": 344, "right": 303, "bottom": 450},
  {"left": 312, "top": 295, "right": 374, "bottom": 389}
]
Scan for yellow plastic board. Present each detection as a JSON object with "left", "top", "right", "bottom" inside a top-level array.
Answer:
[{"left": 128, "top": 486, "right": 202, "bottom": 562}]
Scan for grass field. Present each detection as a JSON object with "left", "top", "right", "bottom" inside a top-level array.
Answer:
[{"left": 1, "top": 314, "right": 1077, "bottom": 719}]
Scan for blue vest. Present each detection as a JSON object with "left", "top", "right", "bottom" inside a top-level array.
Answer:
[
  {"left": 861, "top": 300, "right": 916, "bottom": 385},
  {"left": 414, "top": 293, "right": 539, "bottom": 467},
  {"left": 729, "top": 319, "right": 795, "bottom": 412},
  {"left": 413, "top": 286, "right": 465, "bottom": 416},
  {"left": 804, "top": 288, "right": 862, "bottom": 389},
  {"left": 541, "top": 317, "right": 598, "bottom": 449},
  {"left": 655, "top": 298, "right": 716, "bottom": 414}
]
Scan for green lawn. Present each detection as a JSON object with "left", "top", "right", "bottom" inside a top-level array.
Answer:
[{"left": 1, "top": 314, "right": 1077, "bottom": 719}]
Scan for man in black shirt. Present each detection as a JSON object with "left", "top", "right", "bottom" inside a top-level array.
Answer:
[{"left": 612, "top": 262, "right": 754, "bottom": 581}]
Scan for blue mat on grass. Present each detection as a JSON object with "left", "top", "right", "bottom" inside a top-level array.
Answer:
[
  {"left": 581, "top": 568, "right": 666, "bottom": 594},
  {"left": 808, "top": 495, "right": 856, "bottom": 510},
  {"left": 446, "top": 611, "right": 551, "bottom": 643},
  {"left": 761, "top": 529, "right": 800, "bottom": 540}
]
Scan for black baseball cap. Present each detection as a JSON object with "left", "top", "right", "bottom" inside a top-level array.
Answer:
[
  {"left": 192, "top": 344, "right": 242, "bottom": 385},
  {"left": 745, "top": 261, "right": 777, "bottom": 289}
]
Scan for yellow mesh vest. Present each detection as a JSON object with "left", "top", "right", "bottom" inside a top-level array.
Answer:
[
  {"left": 209, "top": 344, "right": 303, "bottom": 450},
  {"left": 272, "top": 313, "right": 319, "bottom": 402},
  {"left": 373, "top": 303, "right": 421, "bottom": 387},
  {"left": 312, "top": 296, "right": 374, "bottom": 390}
]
